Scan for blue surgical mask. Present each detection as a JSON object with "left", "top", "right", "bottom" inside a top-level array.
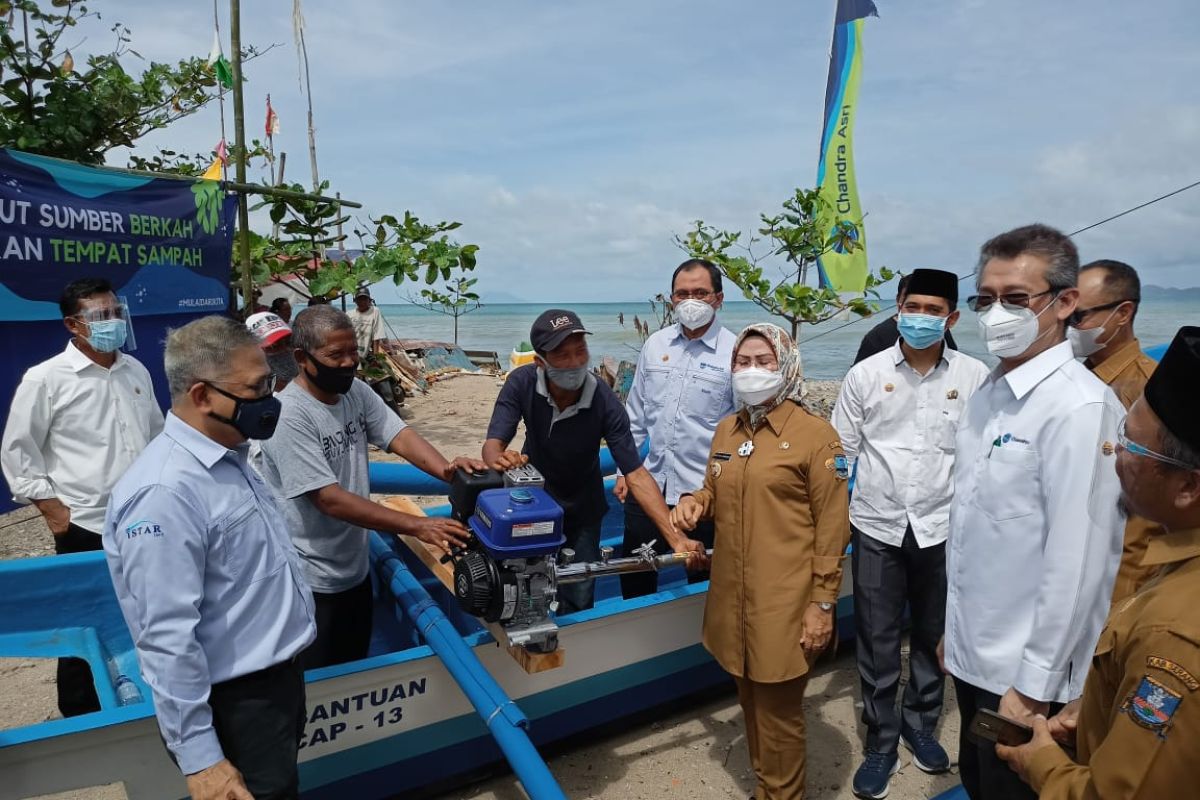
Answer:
[
  {"left": 86, "top": 319, "right": 128, "bottom": 353},
  {"left": 897, "top": 313, "right": 947, "bottom": 350},
  {"left": 543, "top": 364, "right": 588, "bottom": 392}
]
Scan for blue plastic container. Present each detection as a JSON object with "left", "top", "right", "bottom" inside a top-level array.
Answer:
[{"left": 469, "top": 488, "right": 565, "bottom": 559}]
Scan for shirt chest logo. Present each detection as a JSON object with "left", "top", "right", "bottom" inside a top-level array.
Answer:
[
  {"left": 737, "top": 441, "right": 755, "bottom": 457},
  {"left": 124, "top": 519, "right": 163, "bottom": 539}
]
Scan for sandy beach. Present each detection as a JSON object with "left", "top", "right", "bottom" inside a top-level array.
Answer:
[{"left": 0, "top": 373, "right": 962, "bottom": 800}]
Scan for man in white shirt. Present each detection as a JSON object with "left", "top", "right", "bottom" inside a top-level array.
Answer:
[
  {"left": 1, "top": 277, "right": 164, "bottom": 717},
  {"left": 832, "top": 269, "right": 989, "bottom": 798},
  {"left": 942, "top": 224, "right": 1125, "bottom": 800},
  {"left": 617, "top": 259, "right": 736, "bottom": 597},
  {"left": 347, "top": 286, "right": 385, "bottom": 358}
]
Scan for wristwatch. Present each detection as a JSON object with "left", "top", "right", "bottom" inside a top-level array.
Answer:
[{"left": 815, "top": 601, "right": 834, "bottom": 612}]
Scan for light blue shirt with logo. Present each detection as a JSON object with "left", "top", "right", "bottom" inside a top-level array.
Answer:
[
  {"left": 104, "top": 413, "right": 316, "bottom": 775},
  {"left": 625, "top": 322, "right": 737, "bottom": 503}
]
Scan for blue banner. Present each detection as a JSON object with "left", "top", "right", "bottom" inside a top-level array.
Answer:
[{"left": 0, "top": 149, "right": 236, "bottom": 321}]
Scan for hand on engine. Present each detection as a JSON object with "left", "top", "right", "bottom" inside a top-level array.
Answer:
[
  {"left": 410, "top": 517, "right": 471, "bottom": 554},
  {"left": 673, "top": 536, "right": 710, "bottom": 571},
  {"left": 443, "top": 455, "right": 489, "bottom": 480},
  {"left": 490, "top": 450, "right": 529, "bottom": 471}
]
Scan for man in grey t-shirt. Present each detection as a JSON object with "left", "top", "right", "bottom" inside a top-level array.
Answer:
[{"left": 260, "top": 306, "right": 485, "bottom": 669}]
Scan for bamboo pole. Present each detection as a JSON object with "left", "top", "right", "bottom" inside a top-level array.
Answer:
[{"left": 230, "top": 0, "right": 254, "bottom": 317}]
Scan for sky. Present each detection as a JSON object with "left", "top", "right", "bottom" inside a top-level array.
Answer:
[{"left": 91, "top": 0, "right": 1200, "bottom": 303}]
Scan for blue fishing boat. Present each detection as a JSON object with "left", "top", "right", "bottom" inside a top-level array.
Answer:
[{"left": 0, "top": 453, "right": 854, "bottom": 800}]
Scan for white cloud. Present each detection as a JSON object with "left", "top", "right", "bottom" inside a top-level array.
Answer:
[{"left": 76, "top": 0, "right": 1200, "bottom": 301}]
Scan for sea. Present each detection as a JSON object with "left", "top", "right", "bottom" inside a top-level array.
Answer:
[{"left": 378, "top": 299, "right": 1199, "bottom": 380}]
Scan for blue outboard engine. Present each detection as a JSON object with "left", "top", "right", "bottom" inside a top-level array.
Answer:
[
  {"left": 451, "top": 470, "right": 567, "bottom": 652},
  {"left": 447, "top": 464, "right": 697, "bottom": 653}
]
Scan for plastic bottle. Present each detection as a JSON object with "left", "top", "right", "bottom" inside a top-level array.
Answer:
[{"left": 114, "top": 675, "right": 143, "bottom": 706}]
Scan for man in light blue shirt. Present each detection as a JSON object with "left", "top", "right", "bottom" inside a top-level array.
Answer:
[
  {"left": 618, "top": 259, "right": 736, "bottom": 597},
  {"left": 105, "top": 316, "right": 315, "bottom": 800}
]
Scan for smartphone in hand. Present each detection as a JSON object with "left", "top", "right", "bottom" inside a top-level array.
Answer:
[{"left": 969, "top": 708, "right": 1033, "bottom": 747}]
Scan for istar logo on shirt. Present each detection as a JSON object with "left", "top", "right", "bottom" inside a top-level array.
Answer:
[{"left": 124, "top": 520, "right": 163, "bottom": 539}]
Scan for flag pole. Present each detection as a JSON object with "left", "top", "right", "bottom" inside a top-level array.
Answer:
[
  {"left": 293, "top": 1, "right": 321, "bottom": 192},
  {"left": 230, "top": 0, "right": 254, "bottom": 317},
  {"left": 213, "top": 0, "right": 228, "bottom": 180},
  {"left": 266, "top": 93, "right": 277, "bottom": 187}
]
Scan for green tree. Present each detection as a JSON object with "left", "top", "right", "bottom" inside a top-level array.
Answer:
[
  {"left": 237, "top": 184, "right": 480, "bottom": 312},
  {"left": 408, "top": 273, "right": 481, "bottom": 345},
  {"left": 0, "top": 0, "right": 266, "bottom": 165},
  {"left": 677, "top": 187, "right": 893, "bottom": 351}
]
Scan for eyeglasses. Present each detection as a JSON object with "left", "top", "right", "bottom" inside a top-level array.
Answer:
[
  {"left": 1068, "top": 299, "right": 1134, "bottom": 327},
  {"left": 1116, "top": 418, "right": 1196, "bottom": 470},
  {"left": 672, "top": 289, "right": 715, "bottom": 302},
  {"left": 965, "top": 289, "right": 1056, "bottom": 312},
  {"left": 204, "top": 375, "right": 277, "bottom": 398}
]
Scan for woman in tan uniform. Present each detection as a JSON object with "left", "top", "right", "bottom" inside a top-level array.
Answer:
[{"left": 673, "top": 323, "right": 851, "bottom": 800}]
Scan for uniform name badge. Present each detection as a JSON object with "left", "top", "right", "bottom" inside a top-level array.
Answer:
[{"left": 737, "top": 441, "right": 754, "bottom": 457}]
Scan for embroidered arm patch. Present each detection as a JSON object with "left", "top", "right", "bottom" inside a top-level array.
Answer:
[{"left": 1121, "top": 675, "right": 1183, "bottom": 735}]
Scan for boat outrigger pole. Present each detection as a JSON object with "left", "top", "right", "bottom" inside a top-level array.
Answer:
[{"left": 370, "top": 534, "right": 568, "bottom": 800}]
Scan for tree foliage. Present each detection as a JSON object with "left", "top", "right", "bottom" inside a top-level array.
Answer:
[
  {"left": 408, "top": 273, "right": 481, "bottom": 344},
  {"left": 236, "top": 182, "right": 481, "bottom": 313},
  {"left": 0, "top": 0, "right": 265, "bottom": 165},
  {"left": 677, "top": 187, "right": 893, "bottom": 344}
]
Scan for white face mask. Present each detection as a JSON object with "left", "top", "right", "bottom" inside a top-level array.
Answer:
[
  {"left": 675, "top": 299, "right": 716, "bottom": 331},
  {"left": 1067, "top": 308, "right": 1120, "bottom": 358},
  {"left": 977, "top": 296, "right": 1056, "bottom": 358},
  {"left": 732, "top": 367, "right": 784, "bottom": 406}
]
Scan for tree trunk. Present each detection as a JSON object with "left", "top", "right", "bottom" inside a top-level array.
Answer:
[{"left": 453, "top": 312, "right": 459, "bottom": 344}]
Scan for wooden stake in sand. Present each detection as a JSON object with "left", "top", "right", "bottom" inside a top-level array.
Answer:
[{"left": 378, "top": 496, "right": 566, "bottom": 674}]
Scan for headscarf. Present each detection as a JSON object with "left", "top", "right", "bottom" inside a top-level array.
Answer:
[{"left": 732, "top": 322, "right": 804, "bottom": 428}]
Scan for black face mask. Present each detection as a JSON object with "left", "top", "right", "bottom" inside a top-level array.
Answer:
[
  {"left": 205, "top": 383, "right": 282, "bottom": 440},
  {"left": 303, "top": 350, "right": 356, "bottom": 395}
]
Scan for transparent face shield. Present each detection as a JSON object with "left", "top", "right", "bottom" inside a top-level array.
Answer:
[{"left": 73, "top": 295, "right": 137, "bottom": 352}]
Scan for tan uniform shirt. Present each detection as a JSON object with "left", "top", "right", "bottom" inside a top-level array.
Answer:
[
  {"left": 1089, "top": 338, "right": 1162, "bottom": 604},
  {"left": 1028, "top": 527, "right": 1200, "bottom": 799},
  {"left": 689, "top": 400, "right": 851, "bottom": 684}
]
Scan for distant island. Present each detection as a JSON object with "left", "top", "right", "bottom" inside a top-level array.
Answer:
[{"left": 1143, "top": 284, "right": 1200, "bottom": 300}]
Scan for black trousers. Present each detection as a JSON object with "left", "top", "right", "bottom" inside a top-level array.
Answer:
[
  {"left": 954, "top": 677, "right": 1063, "bottom": 800},
  {"left": 299, "top": 576, "right": 373, "bottom": 671},
  {"left": 619, "top": 495, "right": 714, "bottom": 600},
  {"left": 208, "top": 658, "right": 307, "bottom": 800},
  {"left": 852, "top": 524, "right": 946, "bottom": 754},
  {"left": 53, "top": 523, "right": 103, "bottom": 717}
]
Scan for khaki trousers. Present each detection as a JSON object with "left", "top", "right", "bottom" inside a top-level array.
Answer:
[{"left": 734, "top": 673, "right": 810, "bottom": 800}]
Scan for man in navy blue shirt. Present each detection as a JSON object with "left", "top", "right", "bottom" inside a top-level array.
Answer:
[{"left": 483, "top": 309, "right": 706, "bottom": 611}]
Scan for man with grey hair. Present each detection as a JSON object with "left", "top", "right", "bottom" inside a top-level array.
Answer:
[
  {"left": 104, "top": 315, "right": 316, "bottom": 800},
  {"left": 260, "top": 305, "right": 484, "bottom": 669},
  {"left": 940, "top": 224, "right": 1125, "bottom": 800}
]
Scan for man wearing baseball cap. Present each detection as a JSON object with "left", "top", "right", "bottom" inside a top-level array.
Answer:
[
  {"left": 347, "top": 286, "right": 385, "bottom": 359},
  {"left": 245, "top": 311, "right": 299, "bottom": 391},
  {"left": 483, "top": 309, "right": 707, "bottom": 612}
]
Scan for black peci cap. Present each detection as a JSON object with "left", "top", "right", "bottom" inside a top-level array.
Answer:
[
  {"left": 1145, "top": 326, "right": 1200, "bottom": 452},
  {"left": 530, "top": 309, "right": 591, "bottom": 354},
  {"left": 905, "top": 268, "right": 960, "bottom": 306}
]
